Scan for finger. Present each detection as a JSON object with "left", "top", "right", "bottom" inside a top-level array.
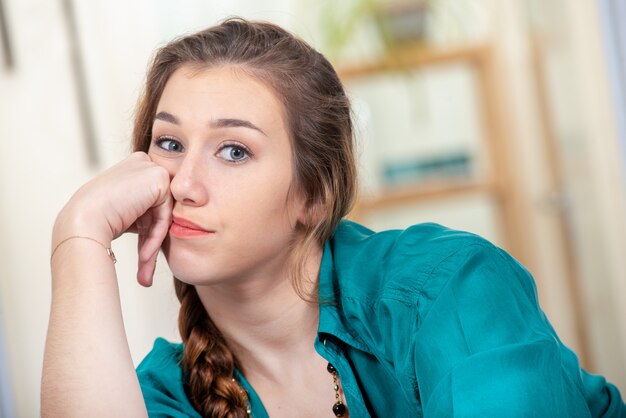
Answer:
[
  {"left": 136, "top": 217, "right": 154, "bottom": 287},
  {"left": 137, "top": 193, "right": 172, "bottom": 264},
  {"left": 136, "top": 247, "right": 157, "bottom": 288},
  {"left": 136, "top": 193, "right": 172, "bottom": 287},
  {"left": 136, "top": 215, "right": 157, "bottom": 287}
]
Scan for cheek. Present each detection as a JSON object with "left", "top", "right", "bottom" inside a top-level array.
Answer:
[
  {"left": 224, "top": 172, "right": 295, "bottom": 223},
  {"left": 148, "top": 153, "right": 178, "bottom": 177}
]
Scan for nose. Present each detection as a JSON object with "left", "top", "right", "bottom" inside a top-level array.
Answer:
[{"left": 169, "top": 150, "right": 209, "bottom": 207}]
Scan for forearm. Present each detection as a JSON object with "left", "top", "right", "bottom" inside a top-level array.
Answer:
[{"left": 42, "top": 240, "right": 148, "bottom": 418}]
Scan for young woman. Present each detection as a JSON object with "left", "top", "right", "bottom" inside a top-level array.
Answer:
[{"left": 42, "top": 18, "right": 624, "bottom": 418}]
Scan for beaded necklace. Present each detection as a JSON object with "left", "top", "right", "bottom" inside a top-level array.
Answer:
[
  {"left": 237, "top": 362, "right": 348, "bottom": 416},
  {"left": 327, "top": 363, "right": 347, "bottom": 416}
]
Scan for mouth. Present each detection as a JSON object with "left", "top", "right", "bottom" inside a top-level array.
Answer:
[{"left": 169, "top": 216, "right": 214, "bottom": 238}]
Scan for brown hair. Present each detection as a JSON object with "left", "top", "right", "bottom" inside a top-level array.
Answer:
[{"left": 132, "top": 18, "right": 356, "bottom": 417}]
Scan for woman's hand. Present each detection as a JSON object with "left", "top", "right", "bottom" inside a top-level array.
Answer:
[{"left": 52, "top": 151, "right": 173, "bottom": 286}]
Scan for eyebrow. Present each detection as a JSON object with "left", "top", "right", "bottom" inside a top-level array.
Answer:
[{"left": 154, "top": 111, "right": 267, "bottom": 136}]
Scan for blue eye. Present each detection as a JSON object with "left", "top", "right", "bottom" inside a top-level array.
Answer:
[
  {"left": 217, "top": 144, "right": 250, "bottom": 163},
  {"left": 155, "top": 137, "right": 184, "bottom": 152}
]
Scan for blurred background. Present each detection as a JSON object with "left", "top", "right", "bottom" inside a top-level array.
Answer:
[{"left": 0, "top": 0, "right": 625, "bottom": 416}]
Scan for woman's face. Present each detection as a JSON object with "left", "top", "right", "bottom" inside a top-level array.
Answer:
[{"left": 149, "top": 65, "right": 305, "bottom": 287}]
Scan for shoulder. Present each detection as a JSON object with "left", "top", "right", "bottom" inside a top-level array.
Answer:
[
  {"left": 330, "top": 219, "right": 523, "bottom": 304},
  {"left": 329, "top": 222, "right": 625, "bottom": 416},
  {"left": 328, "top": 220, "right": 542, "bottom": 355},
  {"left": 332, "top": 219, "right": 501, "bottom": 266}
]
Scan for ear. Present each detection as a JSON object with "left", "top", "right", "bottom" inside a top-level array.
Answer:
[
  {"left": 297, "top": 196, "right": 326, "bottom": 230},
  {"left": 289, "top": 183, "right": 325, "bottom": 229},
  {"left": 293, "top": 194, "right": 310, "bottom": 228},
  {"left": 286, "top": 184, "right": 307, "bottom": 229}
]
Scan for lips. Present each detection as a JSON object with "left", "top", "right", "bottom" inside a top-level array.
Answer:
[{"left": 169, "top": 216, "right": 213, "bottom": 238}]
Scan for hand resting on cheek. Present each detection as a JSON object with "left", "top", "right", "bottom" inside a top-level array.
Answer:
[{"left": 52, "top": 151, "right": 173, "bottom": 286}]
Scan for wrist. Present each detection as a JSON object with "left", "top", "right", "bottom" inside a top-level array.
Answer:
[
  {"left": 52, "top": 202, "right": 113, "bottom": 249},
  {"left": 51, "top": 236, "right": 116, "bottom": 264}
]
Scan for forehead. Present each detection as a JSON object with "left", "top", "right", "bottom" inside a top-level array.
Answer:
[{"left": 156, "top": 65, "right": 288, "bottom": 133}]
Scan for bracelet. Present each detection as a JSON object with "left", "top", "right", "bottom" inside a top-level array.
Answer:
[{"left": 51, "top": 236, "right": 116, "bottom": 264}]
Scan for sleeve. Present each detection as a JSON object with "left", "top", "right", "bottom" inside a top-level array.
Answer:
[
  {"left": 409, "top": 242, "right": 625, "bottom": 418},
  {"left": 136, "top": 338, "right": 202, "bottom": 418}
]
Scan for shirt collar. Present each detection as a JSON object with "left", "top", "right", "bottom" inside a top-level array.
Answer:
[{"left": 316, "top": 238, "right": 371, "bottom": 352}]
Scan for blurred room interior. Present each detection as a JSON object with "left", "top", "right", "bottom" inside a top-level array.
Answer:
[{"left": 0, "top": 0, "right": 625, "bottom": 416}]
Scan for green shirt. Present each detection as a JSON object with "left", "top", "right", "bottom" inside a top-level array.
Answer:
[{"left": 137, "top": 220, "right": 625, "bottom": 417}]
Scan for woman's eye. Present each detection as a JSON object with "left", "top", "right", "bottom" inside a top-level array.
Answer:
[
  {"left": 155, "top": 137, "right": 184, "bottom": 152},
  {"left": 217, "top": 144, "right": 250, "bottom": 163}
]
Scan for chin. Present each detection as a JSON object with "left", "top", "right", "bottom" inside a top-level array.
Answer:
[
  {"left": 162, "top": 240, "right": 202, "bottom": 285},
  {"left": 165, "top": 256, "right": 212, "bottom": 286},
  {"left": 163, "top": 249, "right": 238, "bottom": 287}
]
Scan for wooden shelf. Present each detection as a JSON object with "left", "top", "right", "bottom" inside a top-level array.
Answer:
[
  {"left": 356, "top": 178, "right": 495, "bottom": 213},
  {"left": 338, "top": 43, "right": 490, "bottom": 80}
]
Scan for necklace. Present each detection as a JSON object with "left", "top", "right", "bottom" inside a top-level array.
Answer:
[
  {"left": 234, "top": 378, "right": 252, "bottom": 417},
  {"left": 237, "top": 362, "right": 348, "bottom": 417},
  {"left": 327, "top": 363, "right": 347, "bottom": 417}
]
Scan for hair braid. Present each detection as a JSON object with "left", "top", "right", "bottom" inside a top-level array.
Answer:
[{"left": 175, "top": 280, "right": 249, "bottom": 417}]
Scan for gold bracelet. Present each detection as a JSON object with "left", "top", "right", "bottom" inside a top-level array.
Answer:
[{"left": 51, "top": 236, "right": 116, "bottom": 264}]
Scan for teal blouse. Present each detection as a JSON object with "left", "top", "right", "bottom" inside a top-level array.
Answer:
[{"left": 137, "top": 220, "right": 625, "bottom": 417}]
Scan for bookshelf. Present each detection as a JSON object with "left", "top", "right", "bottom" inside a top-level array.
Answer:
[{"left": 340, "top": 43, "right": 526, "bottom": 259}]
